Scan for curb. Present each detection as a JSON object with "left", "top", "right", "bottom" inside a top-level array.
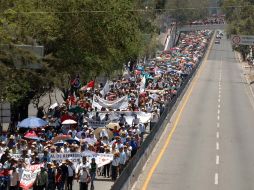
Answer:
[{"left": 235, "top": 52, "right": 252, "bottom": 84}]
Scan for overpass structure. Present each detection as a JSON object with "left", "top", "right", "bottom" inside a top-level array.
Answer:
[{"left": 178, "top": 24, "right": 226, "bottom": 32}]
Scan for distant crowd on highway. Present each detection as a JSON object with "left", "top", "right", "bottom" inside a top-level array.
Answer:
[
  {"left": 0, "top": 29, "right": 212, "bottom": 190},
  {"left": 190, "top": 15, "right": 225, "bottom": 25}
]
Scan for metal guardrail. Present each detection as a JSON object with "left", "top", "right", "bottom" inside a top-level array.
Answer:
[{"left": 111, "top": 32, "right": 214, "bottom": 190}]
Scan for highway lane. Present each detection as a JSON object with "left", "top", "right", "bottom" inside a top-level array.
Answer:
[{"left": 133, "top": 35, "right": 254, "bottom": 190}]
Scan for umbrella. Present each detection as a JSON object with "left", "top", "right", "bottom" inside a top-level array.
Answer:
[
  {"left": 52, "top": 135, "right": 72, "bottom": 143},
  {"left": 62, "top": 119, "right": 77, "bottom": 125},
  {"left": 94, "top": 127, "right": 113, "bottom": 140},
  {"left": 18, "top": 117, "right": 48, "bottom": 128},
  {"left": 23, "top": 131, "right": 45, "bottom": 142},
  {"left": 106, "top": 123, "right": 120, "bottom": 130},
  {"left": 65, "top": 136, "right": 80, "bottom": 144},
  {"left": 54, "top": 140, "right": 65, "bottom": 146}
]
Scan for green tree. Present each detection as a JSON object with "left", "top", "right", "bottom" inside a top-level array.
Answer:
[
  {"left": 0, "top": 0, "right": 160, "bottom": 121},
  {"left": 221, "top": 0, "right": 254, "bottom": 60},
  {"left": 165, "top": 0, "right": 209, "bottom": 25}
]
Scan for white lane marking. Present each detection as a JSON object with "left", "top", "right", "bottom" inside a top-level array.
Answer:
[
  {"left": 217, "top": 109, "right": 220, "bottom": 115},
  {"left": 218, "top": 94, "right": 221, "bottom": 98},
  {"left": 216, "top": 155, "right": 220, "bottom": 165},
  {"left": 217, "top": 115, "right": 220, "bottom": 121},
  {"left": 218, "top": 98, "right": 221, "bottom": 103},
  {"left": 218, "top": 104, "right": 220, "bottom": 109},
  {"left": 216, "top": 142, "right": 220, "bottom": 150},
  {"left": 217, "top": 123, "right": 220, "bottom": 128},
  {"left": 216, "top": 132, "right": 219, "bottom": 139},
  {"left": 215, "top": 173, "right": 219, "bottom": 185}
]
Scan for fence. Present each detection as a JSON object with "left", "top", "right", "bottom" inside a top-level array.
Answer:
[{"left": 111, "top": 31, "right": 215, "bottom": 190}]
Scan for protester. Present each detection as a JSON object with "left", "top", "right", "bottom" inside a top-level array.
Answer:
[
  {"left": 9, "top": 166, "right": 19, "bottom": 190},
  {"left": 111, "top": 153, "right": 120, "bottom": 181},
  {"left": 77, "top": 166, "right": 90, "bottom": 190},
  {"left": 55, "top": 164, "right": 64, "bottom": 190},
  {"left": 34, "top": 167, "right": 48, "bottom": 190},
  {"left": 89, "top": 158, "right": 97, "bottom": 190},
  {"left": 66, "top": 160, "right": 75, "bottom": 190},
  {"left": 118, "top": 146, "right": 127, "bottom": 174},
  {"left": 47, "top": 163, "right": 56, "bottom": 190},
  {"left": 0, "top": 29, "right": 212, "bottom": 189}
]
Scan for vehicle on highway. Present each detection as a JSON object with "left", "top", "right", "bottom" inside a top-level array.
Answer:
[
  {"left": 216, "top": 35, "right": 221, "bottom": 39},
  {"left": 215, "top": 40, "right": 220, "bottom": 44}
]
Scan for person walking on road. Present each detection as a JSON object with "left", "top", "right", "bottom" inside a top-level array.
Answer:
[
  {"left": 9, "top": 166, "right": 19, "bottom": 190},
  {"left": 118, "top": 146, "right": 127, "bottom": 174},
  {"left": 90, "top": 158, "right": 97, "bottom": 190},
  {"left": 66, "top": 160, "right": 75, "bottom": 190},
  {"left": 111, "top": 153, "right": 120, "bottom": 181},
  {"left": 34, "top": 167, "right": 48, "bottom": 190},
  {"left": 77, "top": 166, "right": 91, "bottom": 190}
]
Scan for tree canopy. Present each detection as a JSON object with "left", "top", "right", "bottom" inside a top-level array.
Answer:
[
  {"left": 221, "top": 0, "right": 254, "bottom": 59},
  {"left": 0, "top": 0, "right": 161, "bottom": 120},
  {"left": 165, "top": 0, "right": 209, "bottom": 25}
]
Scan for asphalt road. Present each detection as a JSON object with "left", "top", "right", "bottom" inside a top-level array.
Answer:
[{"left": 133, "top": 36, "right": 254, "bottom": 190}]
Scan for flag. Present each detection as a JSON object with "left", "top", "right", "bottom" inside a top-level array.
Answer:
[
  {"left": 92, "top": 95, "right": 128, "bottom": 110},
  {"left": 87, "top": 80, "right": 95, "bottom": 88},
  {"left": 100, "top": 81, "right": 110, "bottom": 97},
  {"left": 81, "top": 80, "right": 95, "bottom": 91}
]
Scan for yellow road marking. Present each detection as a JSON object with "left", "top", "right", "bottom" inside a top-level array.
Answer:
[{"left": 141, "top": 33, "right": 215, "bottom": 190}]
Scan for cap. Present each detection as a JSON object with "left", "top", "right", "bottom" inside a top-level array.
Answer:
[{"left": 9, "top": 135, "right": 14, "bottom": 140}]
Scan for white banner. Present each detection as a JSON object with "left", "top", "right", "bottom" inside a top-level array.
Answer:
[
  {"left": 145, "top": 89, "right": 165, "bottom": 94},
  {"left": 100, "top": 111, "right": 152, "bottom": 125},
  {"left": 89, "top": 111, "right": 152, "bottom": 124},
  {"left": 9, "top": 151, "right": 113, "bottom": 170},
  {"left": 50, "top": 151, "right": 113, "bottom": 168},
  {"left": 92, "top": 95, "right": 128, "bottom": 110},
  {"left": 20, "top": 163, "right": 44, "bottom": 190},
  {"left": 85, "top": 117, "right": 110, "bottom": 128},
  {"left": 100, "top": 80, "right": 110, "bottom": 97}
]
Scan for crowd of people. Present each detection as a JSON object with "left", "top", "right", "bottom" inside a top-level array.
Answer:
[
  {"left": 0, "top": 30, "right": 212, "bottom": 190},
  {"left": 190, "top": 15, "right": 225, "bottom": 25}
]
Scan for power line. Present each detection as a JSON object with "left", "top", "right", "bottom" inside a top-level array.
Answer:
[{"left": 0, "top": 5, "right": 251, "bottom": 15}]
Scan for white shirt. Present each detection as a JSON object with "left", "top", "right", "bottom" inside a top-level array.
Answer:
[
  {"left": 125, "top": 150, "right": 131, "bottom": 160},
  {"left": 10, "top": 171, "right": 19, "bottom": 186},
  {"left": 132, "top": 118, "right": 140, "bottom": 125},
  {"left": 138, "top": 124, "right": 145, "bottom": 133},
  {"left": 67, "top": 165, "right": 75, "bottom": 177},
  {"left": 78, "top": 162, "right": 90, "bottom": 173},
  {"left": 17, "top": 167, "right": 24, "bottom": 181},
  {"left": 119, "top": 151, "right": 127, "bottom": 165},
  {"left": 79, "top": 169, "right": 90, "bottom": 183},
  {"left": 111, "top": 157, "right": 120, "bottom": 166},
  {"left": 151, "top": 112, "right": 159, "bottom": 123}
]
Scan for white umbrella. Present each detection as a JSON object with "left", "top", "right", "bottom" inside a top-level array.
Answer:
[{"left": 62, "top": 119, "right": 77, "bottom": 125}]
